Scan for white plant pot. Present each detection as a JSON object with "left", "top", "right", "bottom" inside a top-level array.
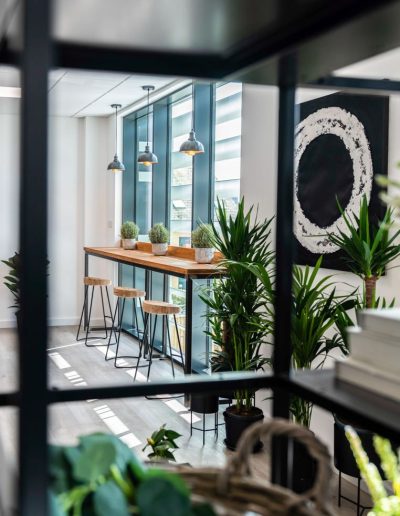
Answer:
[
  {"left": 121, "top": 239, "right": 137, "bottom": 250},
  {"left": 195, "top": 247, "right": 215, "bottom": 264},
  {"left": 152, "top": 242, "right": 168, "bottom": 256}
]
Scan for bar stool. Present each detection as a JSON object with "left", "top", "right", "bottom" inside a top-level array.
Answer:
[
  {"left": 134, "top": 300, "right": 184, "bottom": 381},
  {"left": 105, "top": 286, "right": 145, "bottom": 368},
  {"left": 76, "top": 277, "right": 113, "bottom": 347}
]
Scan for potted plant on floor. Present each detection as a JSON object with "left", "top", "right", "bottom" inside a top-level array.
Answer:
[
  {"left": 245, "top": 255, "right": 357, "bottom": 490},
  {"left": 120, "top": 221, "right": 139, "bottom": 249},
  {"left": 149, "top": 223, "right": 169, "bottom": 256},
  {"left": 1, "top": 252, "right": 21, "bottom": 329},
  {"left": 200, "top": 198, "right": 274, "bottom": 451},
  {"left": 191, "top": 223, "right": 215, "bottom": 264}
]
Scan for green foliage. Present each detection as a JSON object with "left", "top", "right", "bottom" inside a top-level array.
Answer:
[
  {"left": 49, "top": 432, "right": 215, "bottom": 516},
  {"left": 143, "top": 424, "right": 181, "bottom": 462},
  {"left": 346, "top": 426, "right": 400, "bottom": 515},
  {"left": 327, "top": 195, "right": 400, "bottom": 307},
  {"left": 191, "top": 224, "right": 214, "bottom": 248},
  {"left": 148, "top": 223, "right": 169, "bottom": 244},
  {"left": 290, "top": 257, "right": 357, "bottom": 426},
  {"left": 120, "top": 221, "right": 139, "bottom": 240},
  {"left": 245, "top": 256, "right": 357, "bottom": 427},
  {"left": 200, "top": 198, "right": 274, "bottom": 413},
  {"left": 1, "top": 252, "right": 21, "bottom": 311}
]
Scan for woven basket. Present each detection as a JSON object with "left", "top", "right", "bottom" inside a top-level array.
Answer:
[{"left": 176, "top": 418, "right": 336, "bottom": 515}]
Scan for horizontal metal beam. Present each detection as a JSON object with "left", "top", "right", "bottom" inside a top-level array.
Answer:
[
  {"left": 48, "top": 372, "right": 274, "bottom": 404},
  {"left": 53, "top": 42, "right": 229, "bottom": 80},
  {"left": 307, "top": 75, "right": 400, "bottom": 94}
]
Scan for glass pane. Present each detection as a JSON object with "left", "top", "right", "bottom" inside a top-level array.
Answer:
[
  {"left": 214, "top": 83, "right": 242, "bottom": 221},
  {"left": 169, "top": 96, "right": 193, "bottom": 247},
  {"left": 136, "top": 113, "right": 153, "bottom": 236}
]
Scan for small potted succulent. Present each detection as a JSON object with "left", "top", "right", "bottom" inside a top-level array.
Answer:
[
  {"left": 148, "top": 223, "right": 169, "bottom": 255},
  {"left": 191, "top": 223, "right": 215, "bottom": 263},
  {"left": 120, "top": 221, "right": 139, "bottom": 249}
]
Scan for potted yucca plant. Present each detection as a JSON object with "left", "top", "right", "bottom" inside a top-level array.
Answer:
[
  {"left": 148, "top": 223, "right": 169, "bottom": 256},
  {"left": 120, "top": 221, "right": 139, "bottom": 249},
  {"left": 327, "top": 195, "right": 400, "bottom": 308},
  {"left": 201, "top": 198, "right": 274, "bottom": 451},
  {"left": 191, "top": 223, "right": 215, "bottom": 263}
]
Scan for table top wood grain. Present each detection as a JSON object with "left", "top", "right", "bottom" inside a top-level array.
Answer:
[{"left": 84, "top": 244, "right": 223, "bottom": 278}]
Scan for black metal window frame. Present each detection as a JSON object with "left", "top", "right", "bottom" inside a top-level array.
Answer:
[{"left": 4, "top": 1, "right": 400, "bottom": 514}]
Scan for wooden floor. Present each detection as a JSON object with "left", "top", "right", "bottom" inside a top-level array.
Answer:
[{"left": 0, "top": 326, "right": 372, "bottom": 515}]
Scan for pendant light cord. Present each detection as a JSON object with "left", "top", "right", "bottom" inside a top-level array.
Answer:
[
  {"left": 115, "top": 105, "right": 118, "bottom": 154},
  {"left": 146, "top": 87, "right": 150, "bottom": 146}
]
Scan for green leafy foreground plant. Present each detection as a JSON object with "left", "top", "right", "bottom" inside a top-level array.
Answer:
[
  {"left": 327, "top": 195, "right": 400, "bottom": 308},
  {"left": 346, "top": 426, "right": 400, "bottom": 515},
  {"left": 143, "top": 424, "right": 181, "bottom": 462},
  {"left": 49, "top": 432, "right": 215, "bottom": 516}
]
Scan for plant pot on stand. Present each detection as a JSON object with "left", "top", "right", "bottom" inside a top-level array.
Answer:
[
  {"left": 152, "top": 243, "right": 168, "bottom": 256},
  {"left": 223, "top": 405, "right": 264, "bottom": 452},
  {"left": 121, "top": 239, "right": 137, "bottom": 250},
  {"left": 194, "top": 248, "right": 214, "bottom": 264}
]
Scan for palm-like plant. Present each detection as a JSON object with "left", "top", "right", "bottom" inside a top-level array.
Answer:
[
  {"left": 244, "top": 256, "right": 356, "bottom": 427},
  {"left": 290, "top": 257, "right": 357, "bottom": 426},
  {"left": 327, "top": 195, "right": 400, "bottom": 308},
  {"left": 200, "top": 198, "right": 274, "bottom": 414}
]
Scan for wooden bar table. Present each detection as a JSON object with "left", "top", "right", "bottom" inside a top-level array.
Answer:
[{"left": 84, "top": 243, "right": 222, "bottom": 374}]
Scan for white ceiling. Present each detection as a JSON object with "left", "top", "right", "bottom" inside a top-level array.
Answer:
[{"left": 0, "top": 66, "right": 175, "bottom": 117}]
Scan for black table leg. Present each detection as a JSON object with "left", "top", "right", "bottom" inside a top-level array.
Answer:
[
  {"left": 84, "top": 253, "right": 89, "bottom": 329},
  {"left": 185, "top": 277, "right": 193, "bottom": 375}
]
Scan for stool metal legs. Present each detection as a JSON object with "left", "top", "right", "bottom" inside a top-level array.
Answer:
[
  {"left": 337, "top": 471, "right": 370, "bottom": 516},
  {"left": 105, "top": 297, "right": 144, "bottom": 368},
  {"left": 190, "top": 411, "right": 218, "bottom": 446},
  {"left": 76, "top": 285, "right": 113, "bottom": 347},
  {"left": 133, "top": 313, "right": 184, "bottom": 381}
]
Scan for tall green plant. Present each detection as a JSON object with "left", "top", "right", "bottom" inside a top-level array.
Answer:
[
  {"left": 327, "top": 195, "right": 400, "bottom": 308},
  {"left": 243, "top": 256, "right": 356, "bottom": 427},
  {"left": 200, "top": 198, "right": 274, "bottom": 414},
  {"left": 290, "top": 257, "right": 357, "bottom": 426}
]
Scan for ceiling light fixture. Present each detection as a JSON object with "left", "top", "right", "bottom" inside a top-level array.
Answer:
[
  {"left": 137, "top": 85, "right": 158, "bottom": 167},
  {"left": 179, "top": 89, "right": 204, "bottom": 157},
  {"left": 107, "top": 103, "right": 125, "bottom": 173}
]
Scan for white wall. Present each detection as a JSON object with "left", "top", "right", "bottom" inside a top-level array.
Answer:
[
  {"left": 240, "top": 84, "right": 400, "bottom": 456},
  {"left": 0, "top": 104, "right": 118, "bottom": 328}
]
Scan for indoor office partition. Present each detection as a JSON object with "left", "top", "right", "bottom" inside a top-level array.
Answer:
[{"left": 5, "top": 0, "right": 400, "bottom": 515}]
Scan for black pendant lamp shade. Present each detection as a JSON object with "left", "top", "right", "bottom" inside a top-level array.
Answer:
[
  {"left": 107, "top": 104, "right": 125, "bottom": 172},
  {"left": 138, "top": 85, "right": 158, "bottom": 167},
  {"left": 179, "top": 129, "right": 204, "bottom": 156}
]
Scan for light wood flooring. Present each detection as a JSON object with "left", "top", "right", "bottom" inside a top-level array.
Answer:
[{"left": 0, "top": 326, "right": 372, "bottom": 515}]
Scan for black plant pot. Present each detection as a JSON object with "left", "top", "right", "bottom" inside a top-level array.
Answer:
[
  {"left": 190, "top": 393, "right": 219, "bottom": 414},
  {"left": 291, "top": 438, "right": 317, "bottom": 494},
  {"left": 223, "top": 406, "right": 263, "bottom": 452}
]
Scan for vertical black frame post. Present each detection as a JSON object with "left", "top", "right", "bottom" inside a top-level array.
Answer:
[
  {"left": 19, "top": 0, "right": 51, "bottom": 514},
  {"left": 271, "top": 54, "right": 298, "bottom": 487}
]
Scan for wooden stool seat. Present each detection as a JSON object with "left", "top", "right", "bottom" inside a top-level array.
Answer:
[
  {"left": 113, "top": 286, "right": 145, "bottom": 298},
  {"left": 84, "top": 276, "right": 111, "bottom": 287},
  {"left": 143, "top": 300, "right": 180, "bottom": 315}
]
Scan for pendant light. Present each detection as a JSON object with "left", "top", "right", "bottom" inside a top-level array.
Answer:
[
  {"left": 107, "top": 104, "right": 125, "bottom": 172},
  {"left": 137, "top": 85, "right": 158, "bottom": 167},
  {"left": 179, "top": 90, "right": 204, "bottom": 157}
]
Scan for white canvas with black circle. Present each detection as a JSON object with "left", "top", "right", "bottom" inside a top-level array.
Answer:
[{"left": 294, "top": 93, "right": 389, "bottom": 270}]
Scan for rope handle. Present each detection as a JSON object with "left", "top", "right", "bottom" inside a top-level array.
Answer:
[{"left": 218, "top": 418, "right": 332, "bottom": 512}]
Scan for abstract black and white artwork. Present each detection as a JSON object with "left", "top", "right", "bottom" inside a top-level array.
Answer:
[{"left": 294, "top": 93, "right": 389, "bottom": 270}]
